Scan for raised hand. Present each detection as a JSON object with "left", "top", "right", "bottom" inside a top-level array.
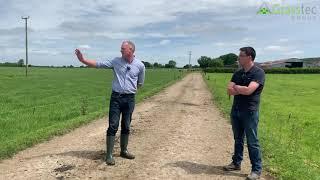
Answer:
[{"left": 75, "top": 49, "right": 84, "bottom": 62}]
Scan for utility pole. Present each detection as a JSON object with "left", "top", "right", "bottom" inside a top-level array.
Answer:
[
  {"left": 22, "top": 16, "right": 29, "bottom": 77},
  {"left": 188, "top": 51, "right": 192, "bottom": 71}
]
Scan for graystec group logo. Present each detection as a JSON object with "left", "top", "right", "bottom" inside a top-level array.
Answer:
[
  {"left": 257, "top": 1, "right": 320, "bottom": 20},
  {"left": 257, "top": 2, "right": 272, "bottom": 15}
]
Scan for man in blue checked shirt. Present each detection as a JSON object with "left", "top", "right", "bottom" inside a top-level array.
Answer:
[{"left": 75, "top": 40, "right": 145, "bottom": 166}]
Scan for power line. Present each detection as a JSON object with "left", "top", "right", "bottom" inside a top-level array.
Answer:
[
  {"left": 188, "top": 51, "right": 192, "bottom": 70},
  {"left": 22, "top": 16, "right": 29, "bottom": 77}
]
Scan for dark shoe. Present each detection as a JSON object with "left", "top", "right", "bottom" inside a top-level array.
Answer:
[
  {"left": 106, "top": 136, "right": 115, "bottom": 165},
  {"left": 223, "top": 162, "right": 241, "bottom": 171},
  {"left": 120, "top": 134, "right": 135, "bottom": 159},
  {"left": 246, "top": 171, "right": 261, "bottom": 180}
]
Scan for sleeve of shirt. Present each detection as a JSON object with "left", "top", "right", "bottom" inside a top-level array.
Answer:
[
  {"left": 96, "top": 58, "right": 114, "bottom": 68},
  {"left": 252, "top": 69, "right": 265, "bottom": 86},
  {"left": 138, "top": 64, "right": 146, "bottom": 86},
  {"left": 231, "top": 71, "right": 239, "bottom": 84}
]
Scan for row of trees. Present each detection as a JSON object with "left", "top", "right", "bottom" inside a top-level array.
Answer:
[
  {"left": 0, "top": 59, "right": 181, "bottom": 69},
  {"left": 142, "top": 60, "right": 177, "bottom": 68},
  {"left": 2, "top": 54, "right": 237, "bottom": 69},
  {"left": 197, "top": 53, "right": 238, "bottom": 68},
  {"left": 0, "top": 59, "right": 24, "bottom": 67},
  {"left": 142, "top": 53, "right": 238, "bottom": 69},
  {"left": 142, "top": 60, "right": 199, "bottom": 69}
]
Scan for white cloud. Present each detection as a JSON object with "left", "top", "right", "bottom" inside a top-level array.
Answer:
[
  {"left": 214, "top": 42, "right": 226, "bottom": 46},
  {"left": 31, "top": 49, "right": 60, "bottom": 55},
  {"left": 278, "top": 38, "right": 289, "bottom": 43},
  {"left": 283, "top": 50, "right": 304, "bottom": 56},
  {"left": 213, "top": 37, "right": 256, "bottom": 47},
  {"left": 144, "top": 39, "right": 172, "bottom": 48},
  {"left": 159, "top": 39, "right": 171, "bottom": 45},
  {"left": 1, "top": 0, "right": 258, "bottom": 33},
  {"left": 78, "top": 45, "right": 91, "bottom": 49},
  {"left": 264, "top": 45, "right": 289, "bottom": 52},
  {"left": 0, "top": 0, "right": 319, "bottom": 65},
  {"left": 0, "top": 48, "right": 25, "bottom": 55},
  {"left": 95, "top": 32, "right": 139, "bottom": 39},
  {"left": 143, "top": 33, "right": 189, "bottom": 38},
  {"left": 242, "top": 37, "right": 256, "bottom": 43}
]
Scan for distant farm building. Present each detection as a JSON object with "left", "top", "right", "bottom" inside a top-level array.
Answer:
[{"left": 258, "top": 58, "right": 320, "bottom": 69}]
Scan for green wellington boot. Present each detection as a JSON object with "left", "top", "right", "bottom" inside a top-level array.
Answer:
[
  {"left": 120, "top": 134, "right": 135, "bottom": 159},
  {"left": 106, "top": 136, "right": 116, "bottom": 165}
]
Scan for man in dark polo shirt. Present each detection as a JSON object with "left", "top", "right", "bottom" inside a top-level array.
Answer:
[{"left": 223, "top": 47, "right": 265, "bottom": 180}]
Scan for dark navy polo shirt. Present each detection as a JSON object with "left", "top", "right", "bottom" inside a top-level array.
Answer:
[{"left": 231, "top": 65, "right": 265, "bottom": 111}]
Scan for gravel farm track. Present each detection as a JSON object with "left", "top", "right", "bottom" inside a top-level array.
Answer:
[{"left": 0, "top": 73, "right": 273, "bottom": 180}]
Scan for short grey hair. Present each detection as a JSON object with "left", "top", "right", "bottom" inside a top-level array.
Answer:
[{"left": 123, "top": 40, "right": 135, "bottom": 52}]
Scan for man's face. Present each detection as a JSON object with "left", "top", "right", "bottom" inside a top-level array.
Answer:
[
  {"left": 120, "top": 42, "right": 133, "bottom": 60},
  {"left": 238, "top": 51, "right": 251, "bottom": 66}
]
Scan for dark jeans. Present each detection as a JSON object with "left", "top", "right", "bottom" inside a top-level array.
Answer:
[
  {"left": 107, "top": 92, "right": 135, "bottom": 136},
  {"left": 231, "top": 109, "right": 262, "bottom": 174}
]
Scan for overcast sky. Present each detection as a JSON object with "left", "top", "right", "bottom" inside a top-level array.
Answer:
[{"left": 0, "top": 0, "right": 319, "bottom": 67}]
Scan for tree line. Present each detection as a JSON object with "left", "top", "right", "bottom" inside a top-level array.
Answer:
[
  {"left": 1, "top": 53, "right": 238, "bottom": 69},
  {"left": 197, "top": 53, "right": 238, "bottom": 68},
  {"left": 0, "top": 59, "right": 25, "bottom": 67}
]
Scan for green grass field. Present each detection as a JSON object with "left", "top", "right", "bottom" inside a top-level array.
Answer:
[
  {"left": 204, "top": 73, "right": 320, "bottom": 180},
  {"left": 0, "top": 67, "right": 185, "bottom": 160}
]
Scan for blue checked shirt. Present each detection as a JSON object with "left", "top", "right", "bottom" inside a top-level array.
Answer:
[{"left": 96, "top": 57, "right": 145, "bottom": 94}]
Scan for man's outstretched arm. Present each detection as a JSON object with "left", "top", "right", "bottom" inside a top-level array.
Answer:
[{"left": 75, "top": 49, "right": 97, "bottom": 68}]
